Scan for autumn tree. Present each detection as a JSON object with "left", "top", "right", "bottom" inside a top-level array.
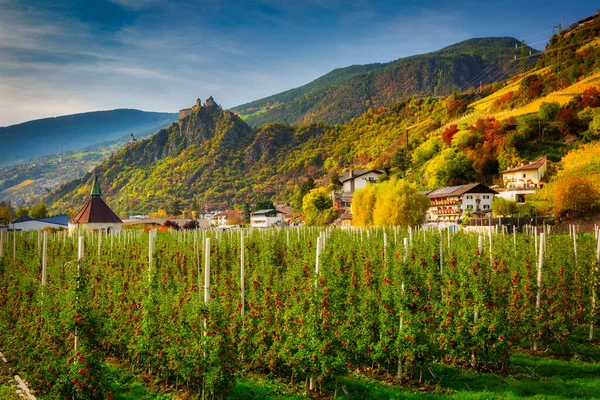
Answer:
[
  {"left": 302, "top": 187, "right": 336, "bottom": 226},
  {"left": 441, "top": 124, "right": 459, "bottom": 146},
  {"left": 30, "top": 202, "right": 48, "bottom": 219},
  {"left": 552, "top": 176, "right": 599, "bottom": 218},
  {"left": 16, "top": 206, "right": 29, "bottom": 219},
  {"left": 351, "top": 183, "right": 378, "bottom": 226},
  {"left": 353, "top": 178, "right": 429, "bottom": 227},
  {"left": 0, "top": 201, "right": 14, "bottom": 224}
]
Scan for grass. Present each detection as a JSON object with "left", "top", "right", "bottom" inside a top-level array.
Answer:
[
  {"left": 0, "top": 384, "right": 20, "bottom": 400},
  {"left": 497, "top": 70, "right": 600, "bottom": 119},
  {"left": 231, "top": 341, "right": 600, "bottom": 399},
  {"left": 102, "top": 362, "right": 172, "bottom": 400}
]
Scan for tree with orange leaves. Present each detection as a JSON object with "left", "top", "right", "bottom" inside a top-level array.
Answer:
[{"left": 552, "top": 176, "right": 599, "bottom": 218}]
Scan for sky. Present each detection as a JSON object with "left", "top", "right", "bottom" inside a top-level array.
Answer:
[{"left": 0, "top": 0, "right": 598, "bottom": 126}]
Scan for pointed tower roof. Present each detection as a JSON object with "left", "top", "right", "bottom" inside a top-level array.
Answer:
[
  {"left": 91, "top": 175, "right": 101, "bottom": 197},
  {"left": 70, "top": 176, "right": 122, "bottom": 224}
]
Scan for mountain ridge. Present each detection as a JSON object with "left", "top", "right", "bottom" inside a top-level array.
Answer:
[
  {"left": 232, "top": 37, "right": 538, "bottom": 127},
  {"left": 0, "top": 109, "right": 178, "bottom": 166}
]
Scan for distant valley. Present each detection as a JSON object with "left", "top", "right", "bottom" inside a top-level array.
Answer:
[{"left": 0, "top": 109, "right": 178, "bottom": 166}]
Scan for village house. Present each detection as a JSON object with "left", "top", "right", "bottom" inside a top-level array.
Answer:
[
  {"left": 334, "top": 169, "right": 384, "bottom": 209},
  {"left": 500, "top": 156, "right": 547, "bottom": 189},
  {"left": 68, "top": 175, "right": 123, "bottom": 234},
  {"left": 425, "top": 183, "right": 498, "bottom": 223},
  {"left": 250, "top": 209, "right": 284, "bottom": 228},
  {"left": 8, "top": 215, "right": 69, "bottom": 231},
  {"left": 210, "top": 210, "right": 244, "bottom": 227}
]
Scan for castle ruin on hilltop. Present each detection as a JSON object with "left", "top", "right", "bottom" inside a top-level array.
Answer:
[{"left": 179, "top": 96, "right": 220, "bottom": 119}]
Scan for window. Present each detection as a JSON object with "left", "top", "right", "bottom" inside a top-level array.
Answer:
[
  {"left": 466, "top": 195, "right": 473, "bottom": 199},
  {"left": 483, "top": 195, "right": 489, "bottom": 199},
  {"left": 483, "top": 205, "right": 490, "bottom": 209},
  {"left": 466, "top": 205, "right": 473, "bottom": 210},
  {"left": 523, "top": 173, "right": 526, "bottom": 178}
]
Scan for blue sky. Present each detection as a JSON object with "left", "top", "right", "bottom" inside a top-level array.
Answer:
[{"left": 0, "top": 0, "right": 597, "bottom": 126}]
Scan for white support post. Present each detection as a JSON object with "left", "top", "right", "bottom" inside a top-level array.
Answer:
[
  {"left": 591, "top": 236, "right": 600, "bottom": 340},
  {"left": 204, "top": 238, "right": 211, "bottom": 305},
  {"left": 240, "top": 231, "right": 245, "bottom": 317},
  {"left": 315, "top": 236, "right": 322, "bottom": 288},
  {"left": 534, "top": 232, "right": 544, "bottom": 351},
  {"left": 42, "top": 232, "right": 48, "bottom": 286},
  {"left": 97, "top": 230, "right": 102, "bottom": 256},
  {"left": 403, "top": 238, "right": 408, "bottom": 263},
  {"left": 0, "top": 230, "right": 3, "bottom": 261}
]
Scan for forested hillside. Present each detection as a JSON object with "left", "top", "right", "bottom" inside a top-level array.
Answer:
[
  {"left": 48, "top": 13, "right": 600, "bottom": 218},
  {"left": 233, "top": 37, "right": 537, "bottom": 127}
]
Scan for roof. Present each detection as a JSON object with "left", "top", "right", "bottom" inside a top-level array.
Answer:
[
  {"left": 10, "top": 215, "right": 34, "bottom": 224},
  {"left": 91, "top": 175, "right": 102, "bottom": 197},
  {"left": 251, "top": 209, "right": 284, "bottom": 215},
  {"left": 500, "top": 156, "right": 546, "bottom": 174},
  {"left": 69, "top": 197, "right": 122, "bottom": 224},
  {"left": 38, "top": 215, "right": 70, "bottom": 226},
  {"left": 426, "top": 183, "right": 498, "bottom": 199},
  {"left": 212, "top": 210, "right": 244, "bottom": 218},
  {"left": 338, "top": 169, "right": 384, "bottom": 183}
]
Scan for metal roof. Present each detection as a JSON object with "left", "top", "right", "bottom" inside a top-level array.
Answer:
[
  {"left": 252, "top": 209, "right": 284, "bottom": 215},
  {"left": 38, "top": 215, "right": 70, "bottom": 226}
]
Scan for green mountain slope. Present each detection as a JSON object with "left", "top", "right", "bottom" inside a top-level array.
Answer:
[
  {"left": 233, "top": 37, "right": 538, "bottom": 127},
  {"left": 48, "top": 15, "right": 600, "bottom": 217},
  {"left": 0, "top": 109, "right": 178, "bottom": 166}
]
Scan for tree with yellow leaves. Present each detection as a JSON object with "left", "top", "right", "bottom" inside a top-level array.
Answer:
[{"left": 352, "top": 178, "right": 429, "bottom": 227}]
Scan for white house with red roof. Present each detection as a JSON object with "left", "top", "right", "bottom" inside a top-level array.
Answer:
[{"left": 500, "top": 156, "right": 547, "bottom": 189}]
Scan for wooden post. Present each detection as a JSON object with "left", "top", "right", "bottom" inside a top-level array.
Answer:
[
  {"left": 513, "top": 228, "right": 517, "bottom": 256},
  {"left": 534, "top": 232, "right": 544, "bottom": 351},
  {"left": 37, "top": 230, "right": 41, "bottom": 256},
  {"left": 240, "top": 231, "right": 245, "bottom": 317},
  {"left": 42, "top": 232, "right": 48, "bottom": 286}
]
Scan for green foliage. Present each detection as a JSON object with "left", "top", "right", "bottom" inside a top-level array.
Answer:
[
  {"left": 236, "top": 38, "right": 533, "bottom": 127},
  {"left": 15, "top": 206, "right": 29, "bottom": 218},
  {"left": 492, "top": 197, "right": 519, "bottom": 216},
  {"left": 302, "top": 187, "right": 336, "bottom": 226},
  {"left": 29, "top": 201, "right": 48, "bottom": 219},
  {"left": 425, "top": 149, "right": 474, "bottom": 188}
]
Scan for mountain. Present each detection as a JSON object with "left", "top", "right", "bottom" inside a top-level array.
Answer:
[
  {"left": 0, "top": 109, "right": 178, "bottom": 166},
  {"left": 232, "top": 37, "right": 538, "bottom": 127},
  {"left": 48, "top": 16, "right": 600, "bottom": 217}
]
